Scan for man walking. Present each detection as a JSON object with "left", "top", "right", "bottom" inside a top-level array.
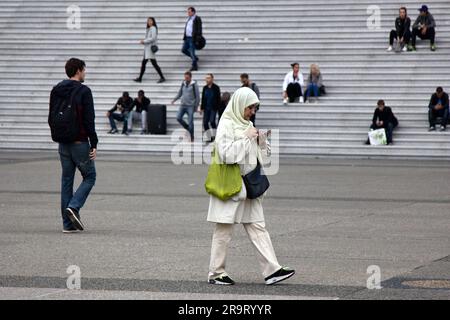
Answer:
[
  {"left": 48, "top": 58, "right": 97, "bottom": 233},
  {"left": 172, "top": 71, "right": 200, "bottom": 142},
  {"left": 200, "top": 73, "right": 221, "bottom": 142},
  {"left": 182, "top": 7, "right": 202, "bottom": 71}
]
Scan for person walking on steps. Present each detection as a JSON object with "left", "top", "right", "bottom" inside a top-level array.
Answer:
[
  {"left": 134, "top": 17, "right": 165, "bottom": 83},
  {"left": 172, "top": 71, "right": 200, "bottom": 142},
  {"left": 182, "top": 7, "right": 202, "bottom": 72},
  {"left": 207, "top": 87, "right": 295, "bottom": 286}
]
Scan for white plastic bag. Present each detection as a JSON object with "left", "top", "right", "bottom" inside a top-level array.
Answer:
[{"left": 368, "top": 129, "right": 387, "bottom": 145}]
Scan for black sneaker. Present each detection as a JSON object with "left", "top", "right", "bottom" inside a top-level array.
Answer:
[
  {"left": 65, "top": 208, "right": 84, "bottom": 231},
  {"left": 265, "top": 267, "right": 295, "bottom": 285},
  {"left": 157, "top": 78, "right": 166, "bottom": 83},
  {"left": 134, "top": 78, "right": 142, "bottom": 82},
  {"left": 190, "top": 66, "right": 198, "bottom": 72},
  {"left": 209, "top": 275, "right": 235, "bottom": 285},
  {"left": 440, "top": 125, "right": 446, "bottom": 132},
  {"left": 108, "top": 129, "right": 118, "bottom": 134},
  {"left": 62, "top": 227, "right": 81, "bottom": 234},
  {"left": 429, "top": 126, "right": 436, "bottom": 132}
]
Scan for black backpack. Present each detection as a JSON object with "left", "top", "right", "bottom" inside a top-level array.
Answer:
[{"left": 48, "top": 85, "right": 82, "bottom": 143}]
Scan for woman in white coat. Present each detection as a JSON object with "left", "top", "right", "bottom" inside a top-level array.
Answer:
[
  {"left": 134, "top": 17, "right": 165, "bottom": 83},
  {"left": 207, "top": 87, "right": 295, "bottom": 286}
]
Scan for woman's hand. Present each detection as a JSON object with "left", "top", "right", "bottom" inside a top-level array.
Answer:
[{"left": 245, "top": 127, "right": 258, "bottom": 140}]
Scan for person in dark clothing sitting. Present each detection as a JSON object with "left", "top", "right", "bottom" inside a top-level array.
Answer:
[
  {"left": 128, "top": 90, "right": 151, "bottom": 134},
  {"left": 428, "top": 87, "right": 449, "bottom": 132},
  {"left": 200, "top": 73, "right": 221, "bottom": 142},
  {"left": 410, "top": 5, "right": 436, "bottom": 51},
  {"left": 366, "top": 100, "right": 399, "bottom": 145},
  {"left": 387, "top": 7, "right": 411, "bottom": 52},
  {"left": 107, "top": 92, "right": 134, "bottom": 135}
]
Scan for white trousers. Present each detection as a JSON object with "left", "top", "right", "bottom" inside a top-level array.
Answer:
[
  {"left": 128, "top": 110, "right": 147, "bottom": 131},
  {"left": 208, "top": 222, "right": 282, "bottom": 280}
]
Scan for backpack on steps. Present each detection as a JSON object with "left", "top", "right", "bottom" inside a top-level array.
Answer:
[{"left": 48, "top": 85, "right": 82, "bottom": 143}]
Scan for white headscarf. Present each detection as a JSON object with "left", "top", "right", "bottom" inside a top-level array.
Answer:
[
  {"left": 219, "top": 87, "right": 263, "bottom": 164},
  {"left": 221, "top": 87, "right": 260, "bottom": 138}
]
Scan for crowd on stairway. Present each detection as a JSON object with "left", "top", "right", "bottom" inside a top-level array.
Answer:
[{"left": 79, "top": 4, "right": 446, "bottom": 146}]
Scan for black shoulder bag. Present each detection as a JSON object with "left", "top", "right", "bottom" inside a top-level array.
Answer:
[{"left": 242, "top": 161, "right": 270, "bottom": 199}]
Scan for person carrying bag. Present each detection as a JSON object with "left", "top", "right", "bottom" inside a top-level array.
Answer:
[{"left": 205, "top": 87, "right": 295, "bottom": 287}]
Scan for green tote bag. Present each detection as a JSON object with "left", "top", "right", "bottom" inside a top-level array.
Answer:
[{"left": 204, "top": 147, "right": 242, "bottom": 201}]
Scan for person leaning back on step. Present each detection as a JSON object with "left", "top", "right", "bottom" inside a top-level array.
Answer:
[{"left": 48, "top": 57, "right": 97, "bottom": 233}]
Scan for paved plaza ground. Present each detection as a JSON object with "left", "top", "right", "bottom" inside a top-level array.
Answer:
[{"left": 0, "top": 151, "right": 449, "bottom": 300}]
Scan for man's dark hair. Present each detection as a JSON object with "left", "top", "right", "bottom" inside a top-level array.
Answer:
[
  {"left": 291, "top": 62, "right": 299, "bottom": 68},
  {"left": 436, "top": 87, "right": 443, "bottom": 93},
  {"left": 377, "top": 99, "right": 385, "bottom": 106},
  {"left": 399, "top": 7, "right": 407, "bottom": 15},
  {"left": 240, "top": 73, "right": 249, "bottom": 80},
  {"left": 184, "top": 71, "right": 192, "bottom": 77},
  {"left": 206, "top": 73, "right": 214, "bottom": 79},
  {"left": 138, "top": 90, "right": 145, "bottom": 96},
  {"left": 122, "top": 92, "right": 130, "bottom": 98},
  {"left": 188, "top": 7, "right": 196, "bottom": 13},
  {"left": 65, "top": 58, "right": 85, "bottom": 78}
]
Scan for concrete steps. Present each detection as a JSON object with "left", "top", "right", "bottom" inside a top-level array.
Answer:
[{"left": 1, "top": 0, "right": 450, "bottom": 159}]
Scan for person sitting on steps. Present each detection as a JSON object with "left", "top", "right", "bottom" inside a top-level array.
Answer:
[
  {"left": 409, "top": 5, "right": 436, "bottom": 52},
  {"left": 428, "top": 87, "right": 449, "bottom": 132},
  {"left": 387, "top": 7, "right": 411, "bottom": 52}
]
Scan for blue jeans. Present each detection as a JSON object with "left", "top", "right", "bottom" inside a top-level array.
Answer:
[
  {"left": 59, "top": 142, "right": 96, "bottom": 230},
  {"left": 182, "top": 37, "right": 198, "bottom": 67},
  {"left": 109, "top": 112, "right": 128, "bottom": 133},
  {"left": 177, "top": 105, "right": 195, "bottom": 140},
  {"left": 202, "top": 108, "right": 217, "bottom": 132},
  {"left": 305, "top": 83, "right": 319, "bottom": 99}
]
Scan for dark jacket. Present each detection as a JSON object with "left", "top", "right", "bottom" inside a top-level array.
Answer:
[
  {"left": 109, "top": 97, "right": 134, "bottom": 114},
  {"left": 133, "top": 97, "right": 151, "bottom": 113},
  {"left": 242, "top": 82, "right": 260, "bottom": 99},
  {"left": 49, "top": 79, "right": 98, "bottom": 149},
  {"left": 372, "top": 106, "right": 398, "bottom": 127},
  {"left": 183, "top": 16, "right": 202, "bottom": 40},
  {"left": 395, "top": 17, "right": 411, "bottom": 37},
  {"left": 200, "top": 83, "right": 221, "bottom": 111},
  {"left": 429, "top": 92, "right": 449, "bottom": 110},
  {"left": 413, "top": 13, "right": 436, "bottom": 29}
]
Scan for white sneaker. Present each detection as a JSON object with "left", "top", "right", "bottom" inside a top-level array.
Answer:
[
  {"left": 402, "top": 46, "right": 407, "bottom": 52},
  {"left": 283, "top": 98, "right": 288, "bottom": 105},
  {"left": 299, "top": 96, "right": 304, "bottom": 103},
  {"left": 386, "top": 46, "right": 393, "bottom": 52}
]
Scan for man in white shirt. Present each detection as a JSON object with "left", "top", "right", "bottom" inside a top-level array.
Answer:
[{"left": 182, "top": 7, "right": 201, "bottom": 71}]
